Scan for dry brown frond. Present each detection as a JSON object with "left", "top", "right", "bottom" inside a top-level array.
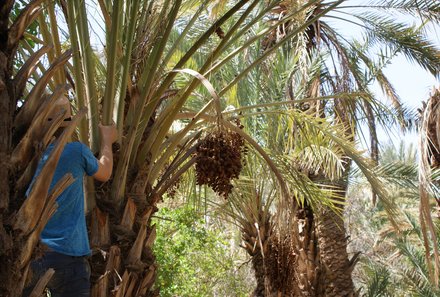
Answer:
[{"left": 418, "top": 87, "right": 440, "bottom": 287}]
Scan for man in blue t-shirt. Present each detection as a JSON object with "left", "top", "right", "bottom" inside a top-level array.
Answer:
[{"left": 23, "top": 97, "right": 117, "bottom": 297}]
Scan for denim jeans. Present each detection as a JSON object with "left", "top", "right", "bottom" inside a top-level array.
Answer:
[{"left": 22, "top": 251, "right": 91, "bottom": 297}]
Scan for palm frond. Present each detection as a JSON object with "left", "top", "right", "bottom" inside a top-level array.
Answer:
[
  {"left": 361, "top": 261, "right": 392, "bottom": 297},
  {"left": 359, "top": 13, "right": 440, "bottom": 76},
  {"left": 396, "top": 237, "right": 440, "bottom": 296},
  {"left": 364, "top": 0, "right": 440, "bottom": 23}
]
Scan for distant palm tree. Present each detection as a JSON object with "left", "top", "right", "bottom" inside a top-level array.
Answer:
[
  {"left": 282, "top": 1, "right": 439, "bottom": 295},
  {"left": 217, "top": 1, "right": 440, "bottom": 295},
  {"left": 349, "top": 141, "right": 440, "bottom": 296}
]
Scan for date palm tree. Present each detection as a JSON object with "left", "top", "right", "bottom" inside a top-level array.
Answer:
[
  {"left": 201, "top": 44, "right": 391, "bottom": 295},
  {"left": 266, "top": 1, "right": 440, "bottom": 296},
  {"left": 210, "top": 1, "right": 440, "bottom": 295},
  {"left": 0, "top": 0, "right": 338, "bottom": 296},
  {"left": 0, "top": 1, "right": 81, "bottom": 296},
  {"left": 352, "top": 142, "right": 440, "bottom": 296}
]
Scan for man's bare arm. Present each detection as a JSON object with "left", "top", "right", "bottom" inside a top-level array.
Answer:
[{"left": 93, "top": 124, "right": 118, "bottom": 182}]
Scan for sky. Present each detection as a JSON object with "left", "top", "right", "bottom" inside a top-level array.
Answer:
[
  {"left": 327, "top": 3, "right": 440, "bottom": 148},
  {"left": 372, "top": 25, "right": 440, "bottom": 147},
  {"left": 328, "top": 3, "right": 440, "bottom": 110},
  {"left": 383, "top": 54, "right": 439, "bottom": 109},
  {"left": 376, "top": 56, "right": 438, "bottom": 147}
]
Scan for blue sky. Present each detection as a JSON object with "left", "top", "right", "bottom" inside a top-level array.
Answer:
[
  {"left": 362, "top": 54, "right": 439, "bottom": 148},
  {"left": 326, "top": 3, "right": 440, "bottom": 147},
  {"left": 374, "top": 24, "right": 439, "bottom": 147},
  {"left": 328, "top": 3, "right": 440, "bottom": 110},
  {"left": 383, "top": 54, "right": 439, "bottom": 109}
]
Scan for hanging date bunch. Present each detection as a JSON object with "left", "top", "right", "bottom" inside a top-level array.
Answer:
[{"left": 195, "top": 120, "right": 247, "bottom": 197}]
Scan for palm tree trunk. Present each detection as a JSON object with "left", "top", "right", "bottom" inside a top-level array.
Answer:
[
  {"left": 293, "top": 205, "right": 323, "bottom": 297},
  {"left": 0, "top": 51, "right": 11, "bottom": 212},
  {"left": 0, "top": 8, "right": 26, "bottom": 293},
  {"left": 315, "top": 197, "right": 355, "bottom": 297},
  {"left": 241, "top": 204, "right": 272, "bottom": 297},
  {"left": 419, "top": 88, "right": 440, "bottom": 283},
  {"left": 263, "top": 234, "right": 297, "bottom": 296},
  {"left": 89, "top": 176, "right": 161, "bottom": 296},
  {"left": 243, "top": 203, "right": 325, "bottom": 297},
  {"left": 263, "top": 205, "right": 324, "bottom": 297},
  {"left": 0, "top": 48, "right": 18, "bottom": 297},
  {"left": 249, "top": 248, "right": 265, "bottom": 297},
  {"left": 242, "top": 219, "right": 268, "bottom": 297},
  {"left": 0, "top": 12, "right": 41, "bottom": 296},
  {"left": 311, "top": 134, "right": 356, "bottom": 296}
]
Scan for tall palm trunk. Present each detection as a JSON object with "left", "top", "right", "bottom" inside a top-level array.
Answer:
[
  {"left": 0, "top": 36, "right": 16, "bottom": 297},
  {"left": 248, "top": 237, "right": 266, "bottom": 297},
  {"left": 242, "top": 196, "right": 323, "bottom": 296},
  {"left": 0, "top": 28, "right": 12, "bottom": 210},
  {"left": 0, "top": 3, "right": 31, "bottom": 294},
  {"left": 292, "top": 204, "right": 323, "bottom": 296},
  {"left": 263, "top": 211, "right": 321, "bottom": 297},
  {"left": 313, "top": 99, "right": 357, "bottom": 296},
  {"left": 315, "top": 191, "right": 355, "bottom": 296},
  {"left": 241, "top": 201, "right": 271, "bottom": 296}
]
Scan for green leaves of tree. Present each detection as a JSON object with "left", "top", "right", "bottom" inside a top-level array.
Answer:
[{"left": 153, "top": 206, "right": 252, "bottom": 297}]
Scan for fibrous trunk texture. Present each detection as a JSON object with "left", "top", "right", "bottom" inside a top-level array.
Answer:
[
  {"left": 245, "top": 203, "right": 325, "bottom": 297},
  {"left": 244, "top": 215, "right": 270, "bottom": 297},
  {"left": 292, "top": 205, "right": 323, "bottom": 297},
  {"left": 0, "top": 47, "right": 17, "bottom": 297},
  {"left": 0, "top": 51, "right": 11, "bottom": 217},
  {"left": 0, "top": 4, "right": 84, "bottom": 295},
  {"left": 89, "top": 185, "right": 160, "bottom": 296},
  {"left": 316, "top": 204, "right": 355, "bottom": 297},
  {"left": 250, "top": 248, "right": 265, "bottom": 297}
]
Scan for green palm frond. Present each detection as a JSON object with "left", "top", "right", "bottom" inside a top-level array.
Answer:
[
  {"left": 396, "top": 239, "right": 440, "bottom": 297},
  {"left": 376, "top": 161, "right": 419, "bottom": 190},
  {"left": 292, "top": 144, "right": 346, "bottom": 181},
  {"left": 358, "top": 13, "right": 440, "bottom": 76},
  {"left": 401, "top": 268, "right": 439, "bottom": 297},
  {"left": 401, "top": 211, "right": 425, "bottom": 241},
  {"left": 382, "top": 213, "right": 439, "bottom": 294},
  {"left": 224, "top": 175, "right": 275, "bottom": 228},
  {"left": 264, "top": 152, "right": 339, "bottom": 209},
  {"left": 364, "top": 0, "right": 440, "bottom": 23},
  {"left": 286, "top": 109, "right": 400, "bottom": 219},
  {"left": 361, "top": 261, "right": 392, "bottom": 297}
]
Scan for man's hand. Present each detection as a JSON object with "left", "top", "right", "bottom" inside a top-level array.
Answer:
[
  {"left": 94, "top": 123, "right": 118, "bottom": 182},
  {"left": 99, "top": 123, "right": 118, "bottom": 145}
]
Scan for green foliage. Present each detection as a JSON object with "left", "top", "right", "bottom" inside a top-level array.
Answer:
[
  {"left": 153, "top": 206, "right": 253, "bottom": 297},
  {"left": 350, "top": 142, "right": 440, "bottom": 296},
  {"left": 361, "top": 261, "right": 392, "bottom": 297}
]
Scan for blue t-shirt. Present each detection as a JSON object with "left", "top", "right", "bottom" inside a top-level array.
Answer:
[{"left": 27, "top": 142, "right": 99, "bottom": 256}]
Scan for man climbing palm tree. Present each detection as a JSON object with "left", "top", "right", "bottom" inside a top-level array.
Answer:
[{"left": 22, "top": 97, "right": 117, "bottom": 297}]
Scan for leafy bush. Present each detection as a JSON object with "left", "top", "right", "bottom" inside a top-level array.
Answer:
[{"left": 153, "top": 206, "right": 253, "bottom": 297}]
